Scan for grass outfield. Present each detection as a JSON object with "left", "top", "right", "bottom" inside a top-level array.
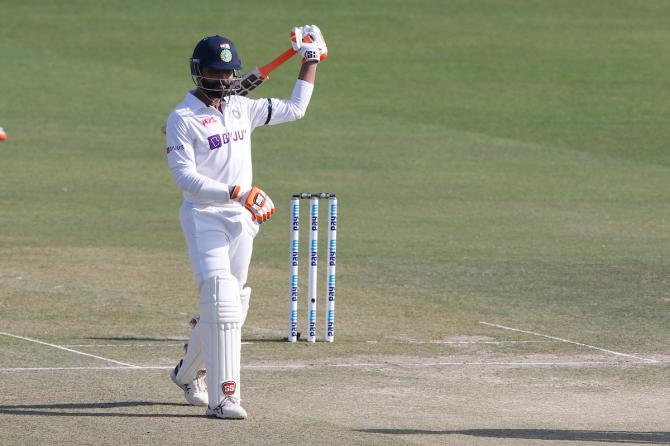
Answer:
[{"left": 1, "top": 1, "right": 669, "bottom": 445}]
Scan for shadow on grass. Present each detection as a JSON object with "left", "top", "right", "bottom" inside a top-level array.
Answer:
[
  {"left": 0, "top": 401, "right": 203, "bottom": 418},
  {"left": 83, "top": 336, "right": 288, "bottom": 343},
  {"left": 83, "top": 336, "right": 187, "bottom": 342},
  {"left": 356, "top": 428, "right": 670, "bottom": 444},
  {"left": 244, "top": 338, "right": 296, "bottom": 343}
]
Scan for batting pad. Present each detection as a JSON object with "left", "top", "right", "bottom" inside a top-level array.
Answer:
[
  {"left": 199, "top": 275, "right": 243, "bottom": 407},
  {"left": 174, "top": 316, "right": 205, "bottom": 384},
  {"left": 240, "top": 286, "right": 251, "bottom": 326}
]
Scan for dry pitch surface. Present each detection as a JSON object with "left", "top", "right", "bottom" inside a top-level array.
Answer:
[{"left": 0, "top": 247, "right": 668, "bottom": 446}]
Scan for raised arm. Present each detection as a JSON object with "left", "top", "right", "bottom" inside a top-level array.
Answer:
[
  {"left": 247, "top": 25, "right": 327, "bottom": 128},
  {"left": 298, "top": 60, "right": 318, "bottom": 84}
]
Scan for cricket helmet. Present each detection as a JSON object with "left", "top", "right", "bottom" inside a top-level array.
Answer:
[
  {"left": 190, "top": 35, "right": 242, "bottom": 99},
  {"left": 190, "top": 35, "right": 242, "bottom": 74}
]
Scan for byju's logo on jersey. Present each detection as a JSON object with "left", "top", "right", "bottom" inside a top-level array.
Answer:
[
  {"left": 207, "top": 130, "right": 247, "bottom": 151},
  {"left": 208, "top": 134, "right": 222, "bottom": 150},
  {"left": 166, "top": 144, "right": 184, "bottom": 154}
]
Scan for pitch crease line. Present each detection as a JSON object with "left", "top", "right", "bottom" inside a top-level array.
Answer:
[
  {"left": 0, "top": 366, "right": 170, "bottom": 372},
  {"left": 479, "top": 322, "right": 658, "bottom": 363},
  {"left": 0, "top": 332, "right": 139, "bottom": 368}
]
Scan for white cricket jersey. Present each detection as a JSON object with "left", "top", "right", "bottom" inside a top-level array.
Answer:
[{"left": 166, "top": 80, "right": 313, "bottom": 205}]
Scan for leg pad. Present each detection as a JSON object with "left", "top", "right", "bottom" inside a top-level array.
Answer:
[{"left": 199, "top": 276, "right": 243, "bottom": 408}]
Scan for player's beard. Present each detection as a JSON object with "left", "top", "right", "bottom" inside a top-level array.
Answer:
[{"left": 200, "top": 78, "right": 228, "bottom": 100}]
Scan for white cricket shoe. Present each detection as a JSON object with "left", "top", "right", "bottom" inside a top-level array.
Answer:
[
  {"left": 206, "top": 397, "right": 248, "bottom": 419},
  {"left": 170, "top": 368, "right": 208, "bottom": 406}
]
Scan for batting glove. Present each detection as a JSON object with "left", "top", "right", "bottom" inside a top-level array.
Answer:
[
  {"left": 291, "top": 25, "right": 328, "bottom": 63},
  {"left": 229, "top": 185, "right": 276, "bottom": 223}
]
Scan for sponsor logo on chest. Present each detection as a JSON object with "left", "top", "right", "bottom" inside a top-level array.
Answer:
[
  {"left": 207, "top": 129, "right": 247, "bottom": 150},
  {"left": 201, "top": 116, "right": 218, "bottom": 126}
]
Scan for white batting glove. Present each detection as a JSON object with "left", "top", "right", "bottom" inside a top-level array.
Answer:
[
  {"left": 291, "top": 25, "right": 328, "bottom": 63},
  {"left": 305, "top": 25, "right": 328, "bottom": 61},
  {"left": 229, "top": 185, "right": 276, "bottom": 223}
]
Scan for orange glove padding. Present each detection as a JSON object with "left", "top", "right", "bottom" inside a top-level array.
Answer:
[{"left": 230, "top": 185, "right": 276, "bottom": 223}]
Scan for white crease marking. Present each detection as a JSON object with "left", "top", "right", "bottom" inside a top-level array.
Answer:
[
  {"left": 480, "top": 321, "right": 659, "bottom": 363},
  {"left": 0, "top": 332, "right": 139, "bottom": 368}
]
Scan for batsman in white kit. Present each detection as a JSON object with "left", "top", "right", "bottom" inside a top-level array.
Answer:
[{"left": 164, "top": 26, "right": 327, "bottom": 419}]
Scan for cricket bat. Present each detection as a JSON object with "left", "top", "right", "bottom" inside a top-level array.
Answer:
[
  {"left": 161, "top": 48, "right": 297, "bottom": 135},
  {"left": 235, "top": 47, "right": 297, "bottom": 96}
]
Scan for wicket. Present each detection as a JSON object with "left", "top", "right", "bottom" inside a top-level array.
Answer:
[{"left": 288, "top": 192, "right": 337, "bottom": 343}]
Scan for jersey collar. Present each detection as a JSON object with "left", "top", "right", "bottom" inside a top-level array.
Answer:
[{"left": 184, "top": 90, "right": 210, "bottom": 112}]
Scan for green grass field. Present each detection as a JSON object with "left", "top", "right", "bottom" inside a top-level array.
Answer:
[{"left": 1, "top": 1, "right": 669, "bottom": 445}]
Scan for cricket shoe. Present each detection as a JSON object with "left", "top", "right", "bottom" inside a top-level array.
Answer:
[
  {"left": 206, "top": 397, "right": 248, "bottom": 419},
  {"left": 170, "top": 367, "right": 208, "bottom": 406}
]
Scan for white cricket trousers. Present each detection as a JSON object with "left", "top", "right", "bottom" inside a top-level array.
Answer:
[{"left": 179, "top": 201, "right": 259, "bottom": 291}]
